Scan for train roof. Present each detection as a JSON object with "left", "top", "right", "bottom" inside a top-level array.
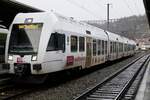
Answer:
[
  {"left": 129, "top": 39, "right": 136, "bottom": 45},
  {"left": 0, "top": 0, "right": 43, "bottom": 28},
  {"left": 107, "top": 32, "right": 135, "bottom": 45},
  {"left": 121, "top": 37, "right": 136, "bottom": 45},
  {"left": 13, "top": 12, "right": 135, "bottom": 43},
  {"left": 106, "top": 31, "right": 124, "bottom": 43},
  {"left": 54, "top": 12, "right": 109, "bottom": 40},
  {"left": 13, "top": 12, "right": 108, "bottom": 40}
]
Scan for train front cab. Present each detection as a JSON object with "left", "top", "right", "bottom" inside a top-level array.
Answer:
[
  {"left": 4, "top": 13, "right": 59, "bottom": 80},
  {"left": 6, "top": 23, "right": 45, "bottom": 77}
]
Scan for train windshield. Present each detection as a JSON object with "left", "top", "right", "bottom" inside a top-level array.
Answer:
[{"left": 8, "top": 23, "right": 43, "bottom": 54}]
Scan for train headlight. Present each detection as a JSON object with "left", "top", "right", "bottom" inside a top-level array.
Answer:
[
  {"left": 8, "top": 55, "right": 13, "bottom": 61},
  {"left": 31, "top": 55, "right": 37, "bottom": 61}
]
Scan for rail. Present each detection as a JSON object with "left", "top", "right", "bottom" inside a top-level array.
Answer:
[{"left": 74, "top": 54, "right": 150, "bottom": 100}]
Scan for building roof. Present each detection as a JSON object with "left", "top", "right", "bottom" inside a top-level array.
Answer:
[{"left": 0, "top": 0, "right": 43, "bottom": 28}]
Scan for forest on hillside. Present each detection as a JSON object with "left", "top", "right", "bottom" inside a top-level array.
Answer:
[{"left": 87, "top": 15, "right": 150, "bottom": 40}]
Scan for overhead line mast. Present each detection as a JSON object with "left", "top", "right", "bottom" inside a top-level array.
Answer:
[{"left": 107, "top": 3, "right": 112, "bottom": 31}]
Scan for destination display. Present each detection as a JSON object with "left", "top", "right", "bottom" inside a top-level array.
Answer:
[{"left": 18, "top": 24, "right": 42, "bottom": 29}]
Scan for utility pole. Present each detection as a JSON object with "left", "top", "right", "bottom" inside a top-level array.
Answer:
[{"left": 107, "top": 3, "right": 111, "bottom": 31}]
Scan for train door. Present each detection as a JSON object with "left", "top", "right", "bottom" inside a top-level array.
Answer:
[{"left": 85, "top": 37, "right": 92, "bottom": 67}]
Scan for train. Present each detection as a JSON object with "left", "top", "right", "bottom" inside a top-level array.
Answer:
[
  {"left": 3, "top": 12, "right": 136, "bottom": 83},
  {"left": 0, "top": 25, "right": 8, "bottom": 63}
]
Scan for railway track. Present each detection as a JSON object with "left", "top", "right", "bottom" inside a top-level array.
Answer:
[
  {"left": 0, "top": 84, "right": 36, "bottom": 100},
  {"left": 74, "top": 54, "right": 150, "bottom": 100},
  {"left": 0, "top": 53, "right": 148, "bottom": 100},
  {"left": 0, "top": 75, "right": 37, "bottom": 100},
  {"left": 0, "top": 78, "right": 12, "bottom": 86}
]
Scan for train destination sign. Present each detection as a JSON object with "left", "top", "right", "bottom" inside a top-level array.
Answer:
[{"left": 18, "top": 24, "right": 40, "bottom": 29}]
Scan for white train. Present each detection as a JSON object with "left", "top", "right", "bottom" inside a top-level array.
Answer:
[
  {"left": 0, "top": 26, "right": 8, "bottom": 63},
  {"left": 4, "top": 12, "right": 136, "bottom": 82}
]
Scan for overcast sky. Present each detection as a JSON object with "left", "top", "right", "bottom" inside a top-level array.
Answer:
[{"left": 16, "top": 0, "right": 146, "bottom": 20}]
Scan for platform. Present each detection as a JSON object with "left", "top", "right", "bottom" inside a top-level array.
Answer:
[{"left": 135, "top": 61, "right": 150, "bottom": 100}]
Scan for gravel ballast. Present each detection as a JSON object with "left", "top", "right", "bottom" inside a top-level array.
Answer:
[{"left": 15, "top": 53, "right": 143, "bottom": 100}]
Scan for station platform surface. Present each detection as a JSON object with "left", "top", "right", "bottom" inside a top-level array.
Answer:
[
  {"left": 135, "top": 61, "right": 150, "bottom": 100},
  {"left": 0, "top": 64, "right": 8, "bottom": 74}
]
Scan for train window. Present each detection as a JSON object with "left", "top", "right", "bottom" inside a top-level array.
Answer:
[
  {"left": 116, "top": 43, "right": 117, "bottom": 52},
  {"left": 124, "top": 44, "right": 125, "bottom": 52},
  {"left": 105, "top": 41, "right": 107, "bottom": 54},
  {"left": 133, "top": 45, "right": 135, "bottom": 50},
  {"left": 112, "top": 42, "right": 114, "bottom": 53},
  {"left": 46, "top": 33, "right": 65, "bottom": 52},
  {"left": 113, "top": 42, "right": 115, "bottom": 53},
  {"left": 132, "top": 45, "right": 133, "bottom": 50},
  {"left": 134, "top": 45, "right": 136, "bottom": 50},
  {"left": 122, "top": 44, "right": 123, "bottom": 52},
  {"left": 110, "top": 42, "right": 113, "bottom": 53},
  {"left": 71, "top": 36, "right": 78, "bottom": 52},
  {"left": 114, "top": 42, "right": 116, "bottom": 53},
  {"left": 127, "top": 45, "right": 129, "bottom": 51},
  {"left": 112, "top": 42, "right": 113, "bottom": 53},
  {"left": 97, "top": 40, "right": 101, "bottom": 55},
  {"left": 116, "top": 42, "right": 118, "bottom": 53},
  {"left": 121, "top": 43, "right": 122, "bottom": 52},
  {"left": 58, "top": 34, "right": 65, "bottom": 52},
  {"left": 123, "top": 44, "right": 126, "bottom": 52},
  {"left": 118, "top": 43, "right": 120, "bottom": 52},
  {"left": 9, "top": 23, "right": 43, "bottom": 54},
  {"left": 67, "top": 36, "right": 69, "bottom": 45},
  {"left": 120, "top": 43, "right": 121, "bottom": 52},
  {"left": 93, "top": 39, "right": 97, "bottom": 56},
  {"left": 122, "top": 43, "right": 123, "bottom": 52},
  {"left": 130, "top": 45, "right": 131, "bottom": 51},
  {"left": 47, "top": 34, "right": 55, "bottom": 51},
  {"left": 119, "top": 43, "right": 121, "bottom": 52},
  {"left": 102, "top": 40, "right": 104, "bottom": 55},
  {"left": 116, "top": 42, "right": 117, "bottom": 53},
  {"left": 79, "top": 37, "right": 85, "bottom": 52},
  {"left": 124, "top": 44, "right": 126, "bottom": 52}
]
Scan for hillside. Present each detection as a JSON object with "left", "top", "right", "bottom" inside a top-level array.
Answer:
[{"left": 86, "top": 15, "right": 150, "bottom": 40}]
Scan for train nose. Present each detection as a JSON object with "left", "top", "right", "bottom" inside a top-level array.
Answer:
[
  {"left": 14, "top": 65, "right": 24, "bottom": 73},
  {"left": 14, "top": 63, "right": 31, "bottom": 76}
]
